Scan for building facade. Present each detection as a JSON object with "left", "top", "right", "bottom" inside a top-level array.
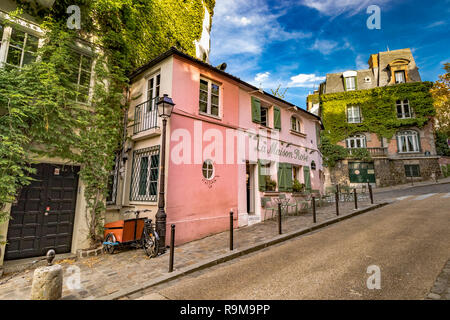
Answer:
[
  {"left": 106, "top": 48, "right": 324, "bottom": 246},
  {"left": 0, "top": 0, "right": 215, "bottom": 268},
  {"left": 308, "top": 48, "right": 440, "bottom": 188}
]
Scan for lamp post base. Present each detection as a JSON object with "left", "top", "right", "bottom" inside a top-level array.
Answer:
[{"left": 155, "top": 208, "right": 167, "bottom": 254}]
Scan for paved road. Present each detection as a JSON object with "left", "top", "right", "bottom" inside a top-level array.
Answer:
[{"left": 139, "top": 186, "right": 450, "bottom": 300}]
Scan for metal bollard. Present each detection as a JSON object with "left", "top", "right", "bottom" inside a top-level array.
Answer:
[
  {"left": 168, "top": 224, "right": 175, "bottom": 273},
  {"left": 229, "top": 210, "right": 234, "bottom": 251},
  {"left": 312, "top": 196, "right": 316, "bottom": 223},
  {"left": 354, "top": 188, "right": 358, "bottom": 210},
  {"left": 369, "top": 184, "right": 374, "bottom": 204},
  {"left": 278, "top": 202, "right": 282, "bottom": 235},
  {"left": 335, "top": 191, "right": 339, "bottom": 216}
]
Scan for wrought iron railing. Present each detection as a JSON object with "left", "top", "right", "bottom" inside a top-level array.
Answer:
[
  {"left": 348, "top": 147, "right": 387, "bottom": 157},
  {"left": 133, "top": 98, "right": 159, "bottom": 134},
  {"left": 367, "top": 147, "right": 388, "bottom": 157}
]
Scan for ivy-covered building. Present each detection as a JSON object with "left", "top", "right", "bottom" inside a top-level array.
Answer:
[
  {"left": 308, "top": 48, "right": 440, "bottom": 188},
  {"left": 0, "top": 0, "right": 215, "bottom": 270}
]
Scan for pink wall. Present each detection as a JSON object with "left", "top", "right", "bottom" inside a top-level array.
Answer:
[
  {"left": 238, "top": 89, "right": 323, "bottom": 191},
  {"left": 165, "top": 57, "right": 240, "bottom": 245}
]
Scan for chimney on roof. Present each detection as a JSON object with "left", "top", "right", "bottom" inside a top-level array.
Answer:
[{"left": 368, "top": 54, "right": 379, "bottom": 69}]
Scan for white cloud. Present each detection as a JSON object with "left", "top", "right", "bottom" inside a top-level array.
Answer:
[
  {"left": 289, "top": 73, "right": 326, "bottom": 88},
  {"left": 309, "top": 38, "right": 353, "bottom": 55},
  {"left": 255, "top": 72, "right": 271, "bottom": 83},
  {"left": 300, "top": 0, "right": 390, "bottom": 16},
  {"left": 425, "top": 21, "right": 446, "bottom": 29},
  {"left": 310, "top": 39, "right": 338, "bottom": 55},
  {"left": 356, "top": 54, "right": 367, "bottom": 69},
  {"left": 211, "top": 0, "right": 311, "bottom": 58}
]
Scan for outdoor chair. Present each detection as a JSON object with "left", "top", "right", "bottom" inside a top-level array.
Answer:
[
  {"left": 325, "top": 186, "right": 337, "bottom": 203},
  {"left": 359, "top": 185, "right": 369, "bottom": 201},
  {"left": 261, "top": 197, "right": 276, "bottom": 220},
  {"left": 293, "top": 198, "right": 310, "bottom": 214},
  {"left": 278, "top": 193, "right": 297, "bottom": 216},
  {"left": 340, "top": 185, "right": 352, "bottom": 202}
]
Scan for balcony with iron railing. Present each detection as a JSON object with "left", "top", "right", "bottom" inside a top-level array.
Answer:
[
  {"left": 348, "top": 147, "right": 388, "bottom": 157},
  {"left": 132, "top": 98, "right": 160, "bottom": 140}
]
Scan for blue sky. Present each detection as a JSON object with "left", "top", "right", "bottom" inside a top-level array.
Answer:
[{"left": 209, "top": 0, "right": 450, "bottom": 109}]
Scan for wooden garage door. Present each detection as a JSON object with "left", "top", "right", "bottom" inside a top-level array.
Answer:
[{"left": 5, "top": 164, "right": 80, "bottom": 260}]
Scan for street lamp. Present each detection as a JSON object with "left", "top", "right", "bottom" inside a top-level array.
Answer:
[{"left": 156, "top": 94, "right": 175, "bottom": 254}]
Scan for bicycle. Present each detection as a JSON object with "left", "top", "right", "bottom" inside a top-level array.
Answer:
[{"left": 103, "top": 209, "right": 160, "bottom": 258}]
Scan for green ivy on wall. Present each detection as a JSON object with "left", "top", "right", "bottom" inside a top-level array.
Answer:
[
  {"left": 321, "top": 82, "right": 435, "bottom": 145},
  {"left": 0, "top": 1, "right": 216, "bottom": 245},
  {"left": 318, "top": 82, "right": 435, "bottom": 167}
]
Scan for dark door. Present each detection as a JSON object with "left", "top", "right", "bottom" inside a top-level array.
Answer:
[
  {"left": 349, "top": 162, "right": 376, "bottom": 183},
  {"left": 5, "top": 164, "right": 79, "bottom": 260}
]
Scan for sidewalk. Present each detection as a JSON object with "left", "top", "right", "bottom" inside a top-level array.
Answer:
[
  {"left": 0, "top": 197, "right": 384, "bottom": 300},
  {"left": 373, "top": 177, "right": 450, "bottom": 194}
]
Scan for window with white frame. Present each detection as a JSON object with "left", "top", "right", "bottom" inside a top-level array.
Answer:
[
  {"left": 345, "top": 77, "right": 356, "bottom": 91},
  {"left": 291, "top": 116, "right": 301, "bottom": 133},
  {"left": 397, "top": 130, "right": 420, "bottom": 153},
  {"left": 346, "top": 134, "right": 366, "bottom": 149},
  {"left": 147, "top": 73, "right": 160, "bottom": 112},
  {"left": 396, "top": 99, "right": 412, "bottom": 119},
  {"left": 395, "top": 70, "right": 406, "bottom": 84},
  {"left": 2, "top": 26, "right": 39, "bottom": 69},
  {"left": 347, "top": 105, "right": 362, "bottom": 123},
  {"left": 199, "top": 78, "right": 220, "bottom": 117},
  {"left": 68, "top": 51, "right": 93, "bottom": 103}
]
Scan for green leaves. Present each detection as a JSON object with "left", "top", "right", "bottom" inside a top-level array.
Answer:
[{"left": 321, "top": 82, "right": 435, "bottom": 145}]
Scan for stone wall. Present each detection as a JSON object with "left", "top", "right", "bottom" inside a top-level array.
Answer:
[{"left": 326, "top": 157, "right": 441, "bottom": 188}]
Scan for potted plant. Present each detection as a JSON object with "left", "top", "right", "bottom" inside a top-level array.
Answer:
[
  {"left": 265, "top": 176, "right": 277, "bottom": 191},
  {"left": 292, "top": 179, "right": 304, "bottom": 193}
]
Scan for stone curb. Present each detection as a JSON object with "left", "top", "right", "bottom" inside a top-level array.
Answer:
[
  {"left": 373, "top": 181, "right": 450, "bottom": 194},
  {"left": 97, "top": 202, "right": 389, "bottom": 301}
]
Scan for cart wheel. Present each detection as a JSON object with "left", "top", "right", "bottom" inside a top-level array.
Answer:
[
  {"left": 104, "top": 233, "right": 116, "bottom": 254},
  {"left": 142, "top": 232, "right": 159, "bottom": 258}
]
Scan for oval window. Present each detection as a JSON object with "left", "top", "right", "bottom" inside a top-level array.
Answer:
[
  {"left": 202, "top": 160, "right": 214, "bottom": 180},
  {"left": 311, "top": 161, "right": 316, "bottom": 170}
]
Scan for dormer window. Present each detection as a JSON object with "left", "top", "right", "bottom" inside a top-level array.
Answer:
[
  {"left": 388, "top": 58, "right": 410, "bottom": 85},
  {"left": 343, "top": 71, "right": 357, "bottom": 91},
  {"left": 395, "top": 70, "right": 406, "bottom": 84}
]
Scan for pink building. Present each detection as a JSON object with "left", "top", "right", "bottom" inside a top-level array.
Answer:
[{"left": 106, "top": 48, "right": 324, "bottom": 246}]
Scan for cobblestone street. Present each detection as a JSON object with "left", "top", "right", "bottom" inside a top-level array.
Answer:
[
  {"left": 0, "top": 197, "right": 376, "bottom": 300},
  {"left": 427, "top": 259, "right": 450, "bottom": 300}
]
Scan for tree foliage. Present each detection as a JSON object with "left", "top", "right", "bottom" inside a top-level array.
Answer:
[{"left": 431, "top": 63, "right": 450, "bottom": 156}]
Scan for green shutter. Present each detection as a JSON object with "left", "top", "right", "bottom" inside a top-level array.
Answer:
[
  {"left": 277, "top": 163, "right": 285, "bottom": 192},
  {"left": 285, "top": 163, "right": 293, "bottom": 191},
  {"left": 354, "top": 77, "right": 358, "bottom": 90},
  {"left": 251, "top": 97, "right": 261, "bottom": 123},
  {"left": 258, "top": 160, "right": 266, "bottom": 191},
  {"left": 303, "top": 166, "right": 311, "bottom": 191},
  {"left": 274, "top": 106, "right": 281, "bottom": 130}
]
